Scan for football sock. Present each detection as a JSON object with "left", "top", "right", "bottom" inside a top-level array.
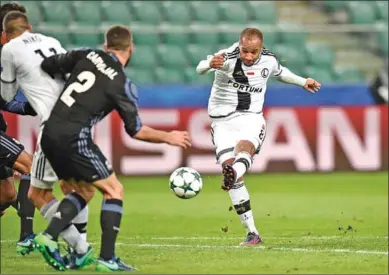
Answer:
[
  {"left": 10, "top": 198, "right": 18, "bottom": 211},
  {"left": 100, "top": 199, "right": 123, "bottom": 261},
  {"left": 232, "top": 152, "right": 253, "bottom": 180},
  {"left": 41, "top": 198, "right": 89, "bottom": 254},
  {"left": 72, "top": 205, "right": 88, "bottom": 241},
  {"left": 0, "top": 202, "right": 11, "bottom": 217},
  {"left": 44, "top": 192, "right": 87, "bottom": 242},
  {"left": 17, "top": 174, "right": 35, "bottom": 239},
  {"left": 228, "top": 181, "right": 259, "bottom": 235}
]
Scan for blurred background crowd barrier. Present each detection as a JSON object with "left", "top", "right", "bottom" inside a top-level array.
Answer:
[{"left": 6, "top": 0, "right": 388, "bottom": 174}]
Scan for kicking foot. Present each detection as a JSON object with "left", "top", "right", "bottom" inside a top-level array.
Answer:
[
  {"left": 33, "top": 233, "right": 66, "bottom": 271},
  {"left": 16, "top": 233, "right": 36, "bottom": 255},
  {"left": 66, "top": 246, "right": 96, "bottom": 270},
  {"left": 96, "top": 257, "right": 137, "bottom": 272},
  {"left": 240, "top": 232, "right": 262, "bottom": 246},
  {"left": 221, "top": 164, "right": 236, "bottom": 191}
]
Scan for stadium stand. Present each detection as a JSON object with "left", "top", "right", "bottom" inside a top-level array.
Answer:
[{"left": 16, "top": 0, "right": 387, "bottom": 84}]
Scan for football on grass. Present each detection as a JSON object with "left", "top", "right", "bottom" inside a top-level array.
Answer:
[{"left": 169, "top": 167, "right": 203, "bottom": 199}]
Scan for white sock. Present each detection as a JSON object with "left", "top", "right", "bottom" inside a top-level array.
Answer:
[
  {"left": 228, "top": 181, "right": 259, "bottom": 235},
  {"left": 232, "top": 152, "right": 253, "bottom": 180},
  {"left": 72, "top": 205, "right": 88, "bottom": 241},
  {"left": 40, "top": 199, "right": 89, "bottom": 253}
]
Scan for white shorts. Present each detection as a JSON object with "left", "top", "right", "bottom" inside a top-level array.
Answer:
[
  {"left": 31, "top": 126, "right": 59, "bottom": 189},
  {"left": 211, "top": 112, "right": 267, "bottom": 164}
]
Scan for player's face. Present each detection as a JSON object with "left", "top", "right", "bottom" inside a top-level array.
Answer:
[{"left": 239, "top": 37, "right": 263, "bottom": 66}]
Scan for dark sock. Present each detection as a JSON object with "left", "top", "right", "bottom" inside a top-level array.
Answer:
[
  {"left": 0, "top": 203, "right": 11, "bottom": 217},
  {"left": 45, "top": 192, "right": 86, "bottom": 241},
  {"left": 17, "top": 175, "right": 35, "bottom": 239},
  {"left": 99, "top": 199, "right": 123, "bottom": 261},
  {"left": 10, "top": 197, "right": 18, "bottom": 210}
]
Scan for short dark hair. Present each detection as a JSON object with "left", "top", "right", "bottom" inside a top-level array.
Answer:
[
  {"left": 2, "top": 11, "right": 29, "bottom": 35},
  {"left": 0, "top": 2, "right": 26, "bottom": 32},
  {"left": 240, "top": 28, "right": 263, "bottom": 42},
  {"left": 105, "top": 25, "right": 132, "bottom": 51}
]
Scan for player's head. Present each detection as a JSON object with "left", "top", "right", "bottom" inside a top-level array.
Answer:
[
  {"left": 0, "top": 2, "right": 26, "bottom": 45},
  {"left": 104, "top": 25, "right": 133, "bottom": 68},
  {"left": 1, "top": 11, "right": 31, "bottom": 44},
  {"left": 239, "top": 28, "right": 263, "bottom": 66}
]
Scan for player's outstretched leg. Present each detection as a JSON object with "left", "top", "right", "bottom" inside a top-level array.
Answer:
[
  {"left": 222, "top": 140, "right": 262, "bottom": 246},
  {"left": 94, "top": 173, "right": 137, "bottom": 272},
  {"left": 39, "top": 198, "right": 95, "bottom": 270},
  {"left": 29, "top": 179, "right": 95, "bottom": 270},
  {"left": 0, "top": 134, "right": 36, "bottom": 254},
  {"left": 59, "top": 179, "right": 90, "bottom": 267},
  {"left": 0, "top": 169, "right": 35, "bottom": 255},
  {"left": 222, "top": 140, "right": 254, "bottom": 190},
  {"left": 16, "top": 174, "right": 36, "bottom": 256},
  {"left": 33, "top": 186, "right": 94, "bottom": 271},
  {"left": 65, "top": 206, "right": 91, "bottom": 269}
]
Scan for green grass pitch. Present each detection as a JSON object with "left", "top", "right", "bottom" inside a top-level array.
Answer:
[{"left": 1, "top": 172, "right": 388, "bottom": 274}]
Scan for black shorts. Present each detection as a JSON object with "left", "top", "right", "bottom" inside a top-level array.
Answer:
[
  {"left": 0, "top": 131, "right": 24, "bottom": 171},
  {"left": 41, "top": 131, "right": 113, "bottom": 183}
]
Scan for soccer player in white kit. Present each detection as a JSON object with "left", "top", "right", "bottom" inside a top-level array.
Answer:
[
  {"left": 196, "top": 28, "right": 321, "bottom": 245},
  {"left": 0, "top": 11, "right": 94, "bottom": 268}
]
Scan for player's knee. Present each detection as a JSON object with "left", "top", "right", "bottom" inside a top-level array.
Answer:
[
  {"left": 94, "top": 173, "right": 123, "bottom": 200},
  {"left": 106, "top": 181, "right": 123, "bottom": 200},
  {"left": 60, "top": 180, "right": 74, "bottom": 195},
  {"left": 222, "top": 158, "right": 235, "bottom": 168},
  {"left": 75, "top": 184, "right": 95, "bottom": 203},
  {"left": 28, "top": 186, "right": 53, "bottom": 209},
  {"left": 108, "top": 181, "right": 123, "bottom": 200},
  {"left": 14, "top": 151, "right": 33, "bottom": 175},
  {"left": 236, "top": 140, "right": 256, "bottom": 155},
  {"left": 82, "top": 187, "right": 95, "bottom": 203}
]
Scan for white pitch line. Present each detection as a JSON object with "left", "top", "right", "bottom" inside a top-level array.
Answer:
[
  {"left": 121, "top": 236, "right": 389, "bottom": 241},
  {"left": 1, "top": 240, "right": 387, "bottom": 255},
  {"left": 1, "top": 235, "right": 387, "bottom": 244},
  {"left": 114, "top": 243, "right": 388, "bottom": 255}
]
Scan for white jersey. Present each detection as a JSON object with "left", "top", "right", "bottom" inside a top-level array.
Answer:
[
  {"left": 1, "top": 31, "right": 66, "bottom": 122},
  {"left": 203, "top": 42, "right": 283, "bottom": 118}
]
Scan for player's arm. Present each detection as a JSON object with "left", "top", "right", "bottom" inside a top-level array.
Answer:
[
  {"left": 272, "top": 59, "right": 321, "bottom": 93},
  {"left": 196, "top": 54, "right": 219, "bottom": 74},
  {"left": 197, "top": 42, "right": 239, "bottom": 74},
  {"left": 0, "top": 96, "right": 36, "bottom": 116},
  {"left": 0, "top": 45, "right": 19, "bottom": 102},
  {"left": 196, "top": 44, "right": 236, "bottom": 75},
  {"left": 41, "top": 49, "right": 90, "bottom": 77},
  {"left": 110, "top": 80, "right": 191, "bottom": 149}
]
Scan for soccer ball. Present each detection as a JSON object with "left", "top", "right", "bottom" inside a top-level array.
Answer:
[{"left": 169, "top": 167, "right": 203, "bottom": 199}]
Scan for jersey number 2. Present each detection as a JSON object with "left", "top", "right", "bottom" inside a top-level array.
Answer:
[{"left": 60, "top": 71, "right": 96, "bottom": 107}]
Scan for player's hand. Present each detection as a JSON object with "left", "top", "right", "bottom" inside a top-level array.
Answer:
[
  {"left": 304, "top": 78, "right": 321, "bottom": 94},
  {"left": 167, "top": 131, "right": 192, "bottom": 149},
  {"left": 209, "top": 53, "right": 225, "bottom": 69}
]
